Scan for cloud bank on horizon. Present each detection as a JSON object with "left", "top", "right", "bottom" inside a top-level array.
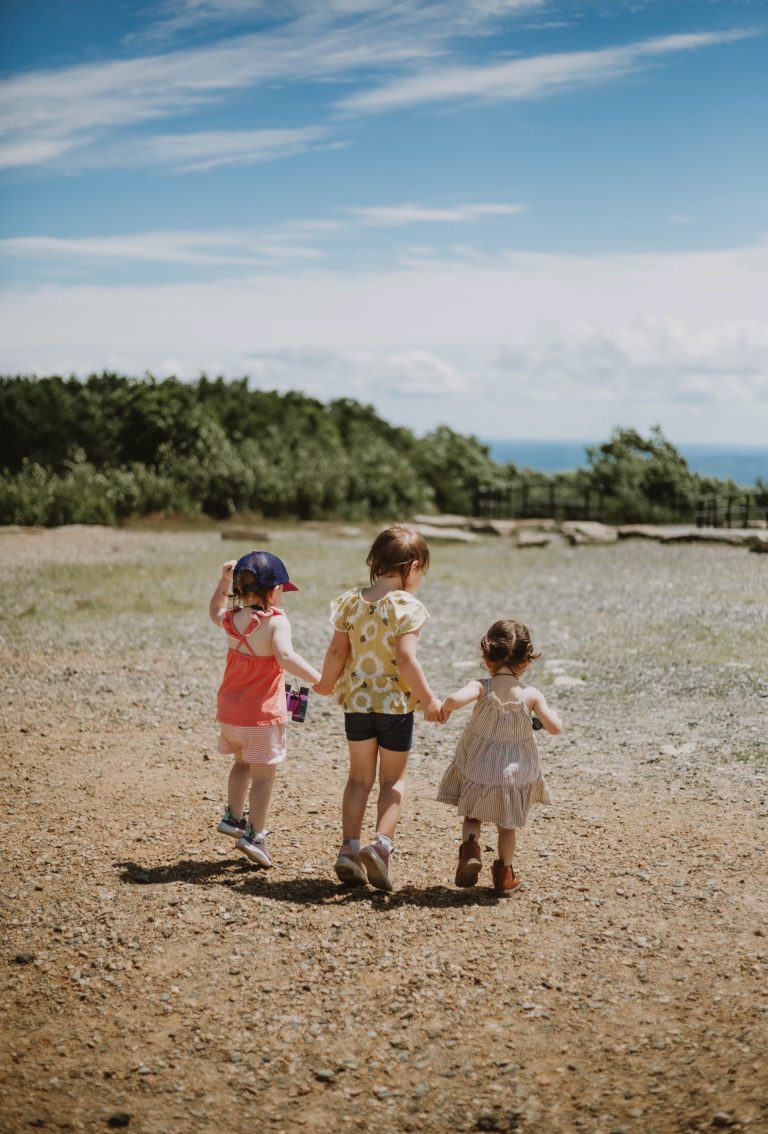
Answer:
[{"left": 0, "top": 0, "right": 766, "bottom": 444}]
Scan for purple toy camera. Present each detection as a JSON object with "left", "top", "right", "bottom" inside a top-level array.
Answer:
[{"left": 285, "top": 683, "right": 310, "bottom": 723}]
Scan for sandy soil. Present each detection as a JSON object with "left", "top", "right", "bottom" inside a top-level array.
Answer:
[{"left": 1, "top": 524, "right": 767, "bottom": 1134}]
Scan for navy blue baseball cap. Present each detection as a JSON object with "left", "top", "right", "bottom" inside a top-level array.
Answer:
[{"left": 233, "top": 550, "right": 298, "bottom": 591}]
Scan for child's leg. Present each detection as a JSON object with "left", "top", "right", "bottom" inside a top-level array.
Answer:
[
  {"left": 374, "top": 746, "right": 409, "bottom": 840},
  {"left": 497, "top": 826, "right": 517, "bottom": 866},
  {"left": 462, "top": 817, "right": 482, "bottom": 843},
  {"left": 227, "top": 760, "right": 251, "bottom": 817},
  {"left": 237, "top": 765, "right": 278, "bottom": 868},
  {"left": 492, "top": 826, "right": 521, "bottom": 893},
  {"left": 455, "top": 817, "right": 483, "bottom": 887},
  {"left": 247, "top": 765, "right": 277, "bottom": 833},
  {"left": 356, "top": 745, "right": 408, "bottom": 892},
  {"left": 341, "top": 739, "right": 379, "bottom": 841}
]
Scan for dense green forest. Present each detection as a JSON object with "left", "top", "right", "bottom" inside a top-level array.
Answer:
[{"left": 0, "top": 374, "right": 762, "bottom": 526}]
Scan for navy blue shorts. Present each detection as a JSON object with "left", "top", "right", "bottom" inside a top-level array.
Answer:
[{"left": 343, "top": 711, "right": 414, "bottom": 753}]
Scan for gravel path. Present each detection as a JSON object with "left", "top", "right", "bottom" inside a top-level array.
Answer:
[{"left": 1, "top": 525, "right": 766, "bottom": 1134}]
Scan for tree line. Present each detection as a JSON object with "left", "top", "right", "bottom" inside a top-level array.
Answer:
[{"left": 0, "top": 374, "right": 761, "bottom": 526}]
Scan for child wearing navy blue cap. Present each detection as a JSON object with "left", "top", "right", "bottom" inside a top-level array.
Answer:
[{"left": 209, "top": 551, "right": 320, "bottom": 868}]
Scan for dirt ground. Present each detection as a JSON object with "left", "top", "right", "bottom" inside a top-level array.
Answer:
[{"left": 1, "top": 524, "right": 767, "bottom": 1134}]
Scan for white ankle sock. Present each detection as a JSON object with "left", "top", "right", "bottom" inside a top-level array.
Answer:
[
  {"left": 374, "top": 833, "right": 393, "bottom": 852},
  {"left": 343, "top": 838, "right": 361, "bottom": 854}
]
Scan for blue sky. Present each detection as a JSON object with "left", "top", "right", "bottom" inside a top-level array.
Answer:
[{"left": 1, "top": 0, "right": 766, "bottom": 444}]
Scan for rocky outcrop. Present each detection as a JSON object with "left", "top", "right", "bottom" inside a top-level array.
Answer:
[
  {"left": 560, "top": 521, "right": 618, "bottom": 545},
  {"left": 221, "top": 527, "right": 270, "bottom": 541},
  {"left": 747, "top": 532, "right": 768, "bottom": 553},
  {"left": 412, "top": 523, "right": 480, "bottom": 543},
  {"left": 517, "top": 530, "right": 554, "bottom": 548},
  {"left": 660, "top": 528, "right": 758, "bottom": 546}
]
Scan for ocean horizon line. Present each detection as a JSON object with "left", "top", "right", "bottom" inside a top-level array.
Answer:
[{"left": 482, "top": 438, "right": 767, "bottom": 486}]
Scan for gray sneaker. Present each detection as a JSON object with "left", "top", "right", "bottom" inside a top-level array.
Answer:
[
  {"left": 237, "top": 827, "right": 273, "bottom": 867},
  {"left": 217, "top": 807, "right": 247, "bottom": 839},
  {"left": 334, "top": 844, "right": 368, "bottom": 886},
  {"left": 359, "top": 841, "right": 393, "bottom": 892}
]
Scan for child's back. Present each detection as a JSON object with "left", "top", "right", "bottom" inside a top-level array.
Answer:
[
  {"left": 315, "top": 524, "right": 441, "bottom": 890},
  {"left": 209, "top": 551, "right": 321, "bottom": 868}
]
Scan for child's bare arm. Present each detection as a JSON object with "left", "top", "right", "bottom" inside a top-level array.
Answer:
[
  {"left": 528, "top": 687, "right": 562, "bottom": 734},
  {"left": 209, "top": 560, "right": 236, "bottom": 626},
  {"left": 271, "top": 617, "right": 321, "bottom": 685},
  {"left": 440, "top": 680, "right": 483, "bottom": 721},
  {"left": 313, "top": 630, "right": 350, "bottom": 695},
  {"left": 395, "top": 631, "right": 441, "bottom": 721}
]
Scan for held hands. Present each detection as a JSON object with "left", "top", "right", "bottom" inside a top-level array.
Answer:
[
  {"left": 437, "top": 703, "right": 451, "bottom": 724},
  {"left": 423, "top": 696, "right": 442, "bottom": 723}
]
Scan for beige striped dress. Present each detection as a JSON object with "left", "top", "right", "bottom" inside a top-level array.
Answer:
[{"left": 436, "top": 679, "right": 551, "bottom": 828}]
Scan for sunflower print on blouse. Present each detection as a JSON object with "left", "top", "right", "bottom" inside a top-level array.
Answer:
[{"left": 330, "top": 588, "right": 429, "bottom": 713}]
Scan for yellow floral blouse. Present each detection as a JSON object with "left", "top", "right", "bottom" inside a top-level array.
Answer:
[{"left": 330, "top": 587, "right": 430, "bottom": 713}]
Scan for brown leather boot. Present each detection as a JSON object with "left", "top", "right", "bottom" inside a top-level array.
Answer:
[
  {"left": 455, "top": 834, "right": 482, "bottom": 887},
  {"left": 492, "top": 859, "right": 520, "bottom": 894}
]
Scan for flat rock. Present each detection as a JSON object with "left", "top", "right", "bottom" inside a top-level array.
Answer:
[
  {"left": 412, "top": 513, "right": 470, "bottom": 528},
  {"left": 412, "top": 524, "right": 480, "bottom": 543},
  {"left": 220, "top": 527, "right": 270, "bottom": 541},
  {"left": 468, "top": 519, "right": 519, "bottom": 537},
  {"left": 617, "top": 525, "right": 668, "bottom": 541},
  {"left": 517, "top": 531, "right": 553, "bottom": 548},
  {"left": 747, "top": 531, "right": 768, "bottom": 553},
  {"left": 560, "top": 521, "right": 618, "bottom": 545},
  {"left": 660, "top": 528, "right": 753, "bottom": 546},
  {"left": 517, "top": 517, "right": 559, "bottom": 531}
]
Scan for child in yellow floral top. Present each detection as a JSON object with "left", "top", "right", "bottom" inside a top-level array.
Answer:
[{"left": 315, "top": 524, "right": 441, "bottom": 890}]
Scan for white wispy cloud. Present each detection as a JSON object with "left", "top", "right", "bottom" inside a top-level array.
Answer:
[
  {"left": 349, "top": 202, "right": 527, "bottom": 225},
  {"left": 337, "top": 28, "right": 758, "bottom": 113},
  {"left": 135, "top": 1, "right": 546, "bottom": 41},
  {"left": 0, "top": 231, "right": 325, "bottom": 267},
  {"left": 105, "top": 128, "right": 329, "bottom": 174},
  {"left": 0, "top": 20, "right": 434, "bottom": 172},
  {"left": 0, "top": 204, "right": 524, "bottom": 270},
  {"left": 2, "top": 2, "right": 751, "bottom": 175}
]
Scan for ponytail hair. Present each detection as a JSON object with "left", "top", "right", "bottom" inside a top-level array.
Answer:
[
  {"left": 480, "top": 620, "right": 541, "bottom": 673},
  {"left": 366, "top": 524, "right": 431, "bottom": 586}
]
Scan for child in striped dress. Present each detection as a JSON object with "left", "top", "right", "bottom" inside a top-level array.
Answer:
[{"left": 436, "top": 620, "right": 561, "bottom": 893}]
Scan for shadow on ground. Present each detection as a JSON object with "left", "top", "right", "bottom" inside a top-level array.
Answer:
[{"left": 116, "top": 859, "right": 506, "bottom": 907}]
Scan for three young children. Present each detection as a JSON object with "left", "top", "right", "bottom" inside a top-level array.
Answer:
[{"left": 210, "top": 526, "right": 561, "bottom": 894}]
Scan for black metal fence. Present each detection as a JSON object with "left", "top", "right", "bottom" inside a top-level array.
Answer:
[
  {"left": 475, "top": 484, "right": 603, "bottom": 521},
  {"left": 695, "top": 492, "right": 768, "bottom": 529},
  {"left": 475, "top": 484, "right": 768, "bottom": 528}
]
